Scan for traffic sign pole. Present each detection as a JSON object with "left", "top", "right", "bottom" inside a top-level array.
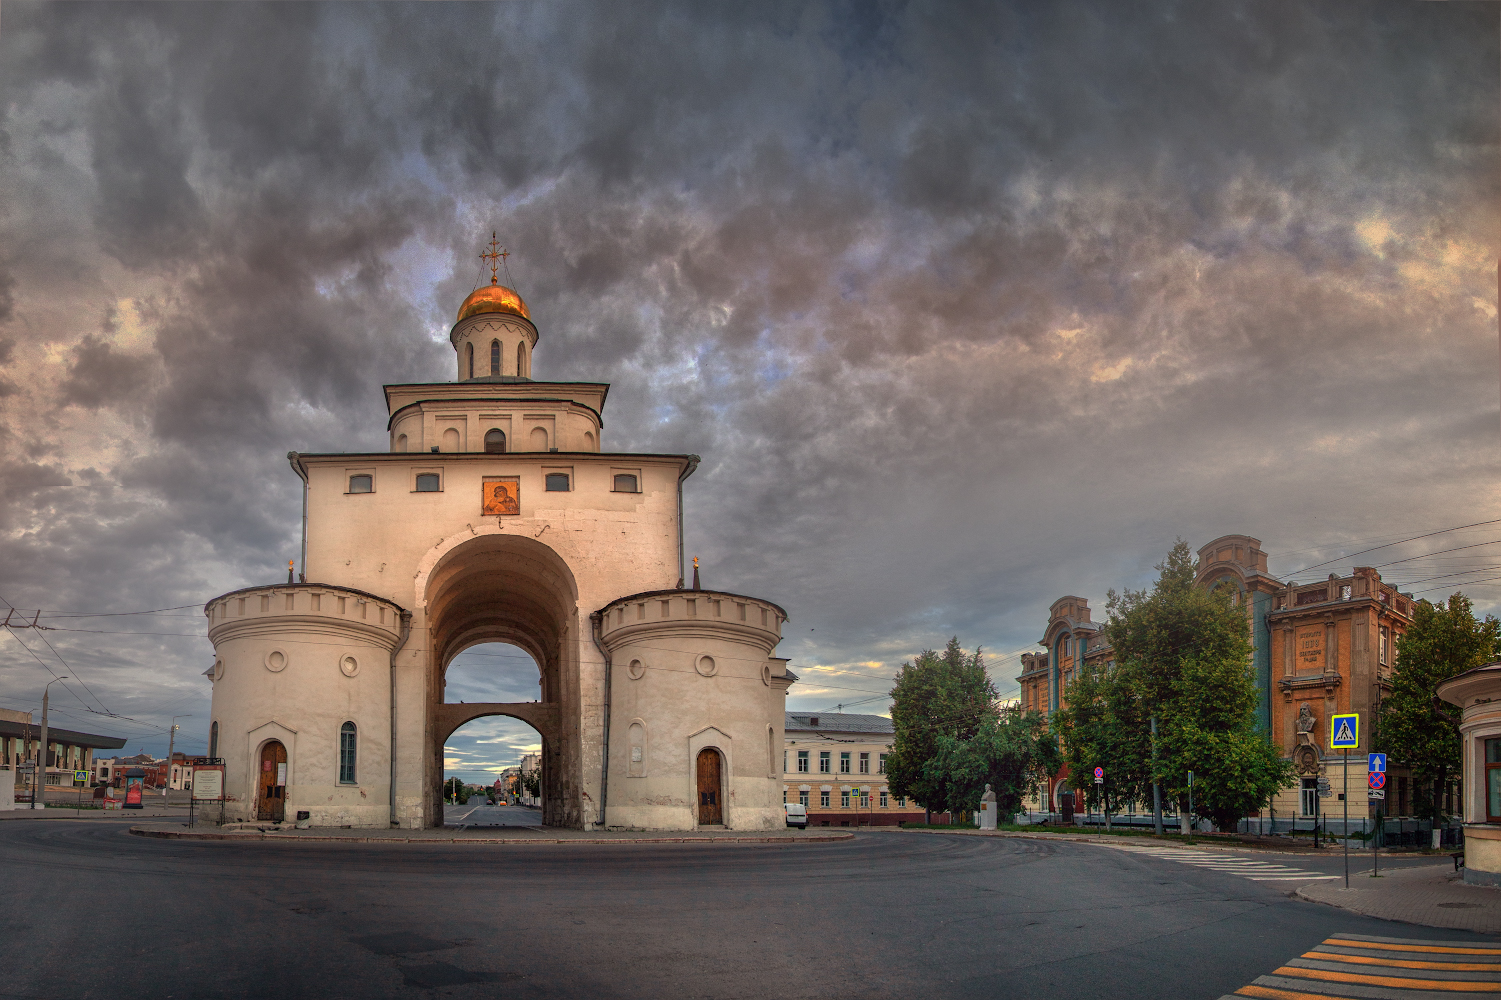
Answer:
[{"left": 1343, "top": 749, "right": 1349, "bottom": 889}]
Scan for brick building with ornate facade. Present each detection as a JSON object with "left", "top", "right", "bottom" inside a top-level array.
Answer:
[{"left": 1017, "top": 535, "right": 1417, "bottom": 826}]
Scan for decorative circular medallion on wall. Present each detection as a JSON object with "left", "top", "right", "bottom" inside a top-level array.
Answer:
[
  {"left": 627, "top": 658, "right": 646, "bottom": 680},
  {"left": 212, "top": 659, "right": 225, "bottom": 681},
  {"left": 340, "top": 655, "right": 360, "bottom": 677},
  {"left": 761, "top": 663, "right": 772, "bottom": 686},
  {"left": 695, "top": 654, "right": 717, "bottom": 677},
  {"left": 264, "top": 649, "right": 288, "bottom": 672}
]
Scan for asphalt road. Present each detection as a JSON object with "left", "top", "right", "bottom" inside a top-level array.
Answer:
[
  {"left": 443, "top": 803, "right": 543, "bottom": 827},
  {"left": 0, "top": 820, "right": 1478, "bottom": 1000}
]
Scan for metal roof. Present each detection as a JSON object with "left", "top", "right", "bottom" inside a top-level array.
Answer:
[
  {"left": 0, "top": 719, "right": 126, "bottom": 750},
  {"left": 785, "top": 712, "right": 893, "bottom": 735}
]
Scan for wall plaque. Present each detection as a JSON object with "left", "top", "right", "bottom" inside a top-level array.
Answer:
[
  {"left": 482, "top": 479, "right": 520, "bottom": 516},
  {"left": 1296, "top": 625, "right": 1323, "bottom": 670}
]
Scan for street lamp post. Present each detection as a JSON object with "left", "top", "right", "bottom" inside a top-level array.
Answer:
[
  {"left": 36, "top": 676, "right": 68, "bottom": 810},
  {"left": 166, "top": 716, "right": 191, "bottom": 797}
]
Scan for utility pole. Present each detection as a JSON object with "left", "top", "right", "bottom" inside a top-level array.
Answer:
[{"left": 36, "top": 677, "right": 67, "bottom": 810}]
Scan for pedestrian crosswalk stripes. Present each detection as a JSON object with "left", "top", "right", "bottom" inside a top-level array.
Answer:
[
  {"left": 1102, "top": 843, "right": 1340, "bottom": 881},
  {"left": 1219, "top": 933, "right": 1501, "bottom": 998}
]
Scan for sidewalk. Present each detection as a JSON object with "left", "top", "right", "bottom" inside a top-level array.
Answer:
[
  {"left": 1295, "top": 861, "right": 1501, "bottom": 933},
  {"left": 129, "top": 823, "right": 854, "bottom": 845}
]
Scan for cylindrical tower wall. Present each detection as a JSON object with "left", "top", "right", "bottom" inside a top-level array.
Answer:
[
  {"left": 599, "top": 590, "right": 792, "bottom": 831},
  {"left": 450, "top": 313, "right": 537, "bottom": 382},
  {"left": 205, "top": 584, "right": 406, "bottom": 827}
]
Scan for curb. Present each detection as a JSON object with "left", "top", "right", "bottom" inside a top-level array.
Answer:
[
  {"left": 892, "top": 826, "right": 1375, "bottom": 857},
  {"left": 128, "top": 826, "right": 855, "bottom": 846}
]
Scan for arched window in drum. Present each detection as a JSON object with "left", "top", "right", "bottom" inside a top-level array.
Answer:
[{"left": 491, "top": 340, "right": 500, "bottom": 376}]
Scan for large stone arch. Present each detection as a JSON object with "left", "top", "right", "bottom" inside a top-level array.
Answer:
[{"left": 419, "top": 531, "right": 582, "bottom": 828}]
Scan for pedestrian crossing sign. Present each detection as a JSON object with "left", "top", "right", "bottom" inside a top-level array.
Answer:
[{"left": 1330, "top": 712, "right": 1359, "bottom": 750}]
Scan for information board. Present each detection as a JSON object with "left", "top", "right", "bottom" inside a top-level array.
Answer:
[{"left": 192, "top": 766, "right": 224, "bottom": 800}]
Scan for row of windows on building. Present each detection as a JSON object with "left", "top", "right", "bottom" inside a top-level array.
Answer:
[
  {"left": 348, "top": 472, "right": 639, "bottom": 494},
  {"left": 210, "top": 721, "right": 358, "bottom": 785},
  {"left": 783, "top": 788, "right": 907, "bottom": 809},
  {"left": 466, "top": 339, "right": 527, "bottom": 380},
  {"left": 786, "top": 749, "right": 888, "bottom": 775}
]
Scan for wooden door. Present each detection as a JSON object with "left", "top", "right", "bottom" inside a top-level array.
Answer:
[
  {"left": 696, "top": 748, "right": 722, "bottom": 825},
  {"left": 258, "top": 741, "right": 287, "bottom": 822}
]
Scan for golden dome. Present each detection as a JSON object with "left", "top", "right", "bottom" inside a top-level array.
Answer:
[{"left": 457, "top": 280, "right": 530, "bottom": 322}]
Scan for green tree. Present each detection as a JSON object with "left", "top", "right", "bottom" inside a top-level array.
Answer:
[
  {"left": 443, "top": 776, "right": 469, "bottom": 804},
  {"left": 1075, "top": 540, "right": 1293, "bottom": 830},
  {"left": 1381, "top": 593, "right": 1501, "bottom": 825},
  {"left": 1056, "top": 655, "right": 1150, "bottom": 819},
  {"left": 931, "top": 707, "right": 1060, "bottom": 819},
  {"left": 886, "top": 637, "right": 997, "bottom": 821}
]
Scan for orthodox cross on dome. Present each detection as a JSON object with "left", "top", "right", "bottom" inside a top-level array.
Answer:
[{"left": 478, "top": 232, "right": 510, "bottom": 286}]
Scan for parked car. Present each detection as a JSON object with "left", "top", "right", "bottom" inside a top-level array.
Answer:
[{"left": 784, "top": 802, "right": 807, "bottom": 829}]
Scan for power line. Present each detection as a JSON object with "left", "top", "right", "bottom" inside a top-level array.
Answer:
[
  {"left": 1282, "top": 519, "right": 1501, "bottom": 577},
  {"left": 0, "top": 592, "right": 113, "bottom": 715}
]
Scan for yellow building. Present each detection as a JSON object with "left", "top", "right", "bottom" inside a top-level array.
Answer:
[{"left": 782, "top": 712, "right": 926, "bottom": 826}]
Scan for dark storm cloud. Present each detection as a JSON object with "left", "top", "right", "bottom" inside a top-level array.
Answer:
[{"left": 0, "top": 1, "right": 1495, "bottom": 759}]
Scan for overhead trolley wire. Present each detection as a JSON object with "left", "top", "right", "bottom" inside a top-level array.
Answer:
[{"left": 1282, "top": 519, "right": 1501, "bottom": 578}]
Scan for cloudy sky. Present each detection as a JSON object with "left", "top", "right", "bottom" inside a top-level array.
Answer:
[{"left": 2, "top": 2, "right": 1497, "bottom": 783}]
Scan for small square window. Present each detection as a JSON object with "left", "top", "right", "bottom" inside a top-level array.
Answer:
[
  {"left": 545, "top": 473, "right": 570, "bottom": 492},
  {"left": 348, "top": 474, "right": 373, "bottom": 494},
  {"left": 612, "top": 474, "right": 639, "bottom": 493},
  {"left": 415, "top": 474, "right": 441, "bottom": 492}
]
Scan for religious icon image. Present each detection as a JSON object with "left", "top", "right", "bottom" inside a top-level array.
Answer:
[{"left": 482, "top": 480, "right": 520, "bottom": 516}]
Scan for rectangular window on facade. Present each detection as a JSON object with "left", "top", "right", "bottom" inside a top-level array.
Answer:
[
  {"left": 1379, "top": 627, "right": 1390, "bottom": 666},
  {"left": 797, "top": 750, "right": 809, "bottom": 773},
  {"left": 783, "top": 750, "right": 788, "bottom": 773},
  {"left": 819, "top": 752, "right": 830, "bottom": 773},
  {"left": 612, "top": 473, "right": 639, "bottom": 493},
  {"left": 880, "top": 790, "right": 888, "bottom": 808},
  {"left": 782, "top": 789, "right": 788, "bottom": 803},
  {"left": 415, "top": 473, "right": 441, "bottom": 492},
  {"left": 841, "top": 790, "right": 850, "bottom": 808},
  {"left": 799, "top": 789, "right": 809, "bottom": 807},
  {"left": 840, "top": 752, "right": 851, "bottom": 774},
  {"left": 859, "top": 752, "right": 869, "bottom": 774},
  {"left": 820, "top": 790, "right": 830, "bottom": 808},
  {"left": 878, "top": 753, "right": 887, "bottom": 774},
  {"left": 1300, "top": 777, "right": 1318, "bottom": 817},
  {"left": 1488, "top": 740, "right": 1501, "bottom": 822},
  {"left": 545, "top": 473, "right": 571, "bottom": 492},
  {"left": 348, "top": 474, "right": 373, "bottom": 494}
]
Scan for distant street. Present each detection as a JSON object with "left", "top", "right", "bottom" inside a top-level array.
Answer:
[
  {"left": 443, "top": 802, "right": 543, "bottom": 828},
  {"left": 0, "top": 819, "right": 1475, "bottom": 1000}
]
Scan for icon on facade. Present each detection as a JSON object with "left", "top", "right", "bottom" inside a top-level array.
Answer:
[{"left": 482, "top": 480, "right": 520, "bottom": 516}]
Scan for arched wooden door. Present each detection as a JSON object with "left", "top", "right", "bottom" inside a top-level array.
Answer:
[
  {"left": 258, "top": 740, "right": 287, "bottom": 822},
  {"left": 696, "top": 748, "right": 723, "bottom": 825}
]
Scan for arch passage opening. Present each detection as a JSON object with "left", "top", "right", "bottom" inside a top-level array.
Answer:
[
  {"left": 441, "top": 642, "right": 545, "bottom": 828},
  {"left": 425, "top": 533, "right": 579, "bottom": 829}
]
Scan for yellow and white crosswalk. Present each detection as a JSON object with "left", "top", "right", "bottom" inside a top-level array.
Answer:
[
  {"left": 1103, "top": 843, "right": 1340, "bottom": 881},
  {"left": 1222, "top": 934, "right": 1501, "bottom": 998}
]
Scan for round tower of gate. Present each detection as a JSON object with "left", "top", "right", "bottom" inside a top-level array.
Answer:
[
  {"left": 598, "top": 589, "right": 795, "bottom": 831},
  {"left": 204, "top": 584, "right": 408, "bottom": 826}
]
